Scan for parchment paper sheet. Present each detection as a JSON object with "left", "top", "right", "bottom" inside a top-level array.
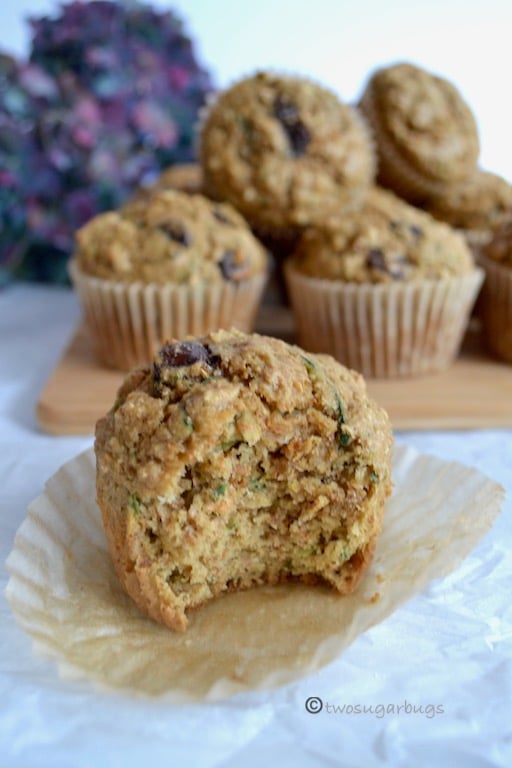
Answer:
[{"left": 5, "top": 444, "right": 504, "bottom": 702}]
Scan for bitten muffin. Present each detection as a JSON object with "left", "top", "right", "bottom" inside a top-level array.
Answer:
[
  {"left": 95, "top": 329, "right": 393, "bottom": 632},
  {"left": 478, "top": 218, "right": 512, "bottom": 363},
  {"left": 358, "top": 62, "right": 480, "bottom": 202},
  {"left": 419, "top": 169, "right": 512, "bottom": 254},
  {"left": 69, "top": 189, "right": 268, "bottom": 370},
  {"left": 285, "top": 187, "right": 483, "bottom": 377},
  {"left": 199, "top": 71, "right": 375, "bottom": 236}
]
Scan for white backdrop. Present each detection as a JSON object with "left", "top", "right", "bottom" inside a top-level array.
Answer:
[{"left": 1, "top": 0, "right": 511, "bottom": 179}]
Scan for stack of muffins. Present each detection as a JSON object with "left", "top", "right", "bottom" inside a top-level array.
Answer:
[
  {"left": 71, "top": 62, "right": 509, "bottom": 376},
  {"left": 358, "top": 62, "right": 512, "bottom": 254},
  {"left": 357, "top": 61, "right": 511, "bottom": 368}
]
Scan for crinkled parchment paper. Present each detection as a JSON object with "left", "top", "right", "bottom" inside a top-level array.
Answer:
[{"left": 5, "top": 445, "right": 504, "bottom": 702}]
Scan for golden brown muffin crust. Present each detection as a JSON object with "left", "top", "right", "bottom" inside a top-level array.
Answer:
[
  {"left": 95, "top": 330, "right": 393, "bottom": 631},
  {"left": 421, "top": 170, "right": 512, "bottom": 231},
  {"left": 132, "top": 163, "right": 203, "bottom": 202},
  {"left": 75, "top": 189, "right": 268, "bottom": 284},
  {"left": 289, "top": 186, "right": 475, "bottom": 282},
  {"left": 359, "top": 62, "right": 479, "bottom": 199},
  {"left": 199, "top": 71, "right": 375, "bottom": 233}
]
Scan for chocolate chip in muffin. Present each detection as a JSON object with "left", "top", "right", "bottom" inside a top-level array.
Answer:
[
  {"left": 365, "top": 248, "right": 388, "bottom": 272},
  {"left": 219, "top": 250, "right": 250, "bottom": 281},
  {"left": 212, "top": 207, "right": 234, "bottom": 225},
  {"left": 389, "top": 219, "right": 423, "bottom": 240},
  {"left": 273, "top": 95, "right": 311, "bottom": 157},
  {"left": 153, "top": 341, "right": 215, "bottom": 382},
  {"left": 365, "top": 247, "right": 406, "bottom": 281},
  {"left": 158, "top": 222, "right": 192, "bottom": 246},
  {"left": 409, "top": 224, "right": 423, "bottom": 239}
]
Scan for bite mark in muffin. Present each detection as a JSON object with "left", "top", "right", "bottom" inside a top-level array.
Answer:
[{"left": 95, "top": 330, "right": 393, "bottom": 631}]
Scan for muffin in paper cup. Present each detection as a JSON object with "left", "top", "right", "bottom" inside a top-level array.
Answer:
[
  {"left": 70, "top": 188, "right": 268, "bottom": 370},
  {"left": 4, "top": 443, "right": 504, "bottom": 699},
  {"left": 284, "top": 186, "right": 483, "bottom": 378},
  {"left": 478, "top": 221, "right": 512, "bottom": 363},
  {"left": 418, "top": 169, "right": 512, "bottom": 260},
  {"left": 285, "top": 264, "right": 483, "bottom": 378}
]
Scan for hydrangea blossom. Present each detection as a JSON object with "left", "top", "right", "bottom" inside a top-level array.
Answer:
[{"left": 0, "top": 1, "right": 213, "bottom": 284}]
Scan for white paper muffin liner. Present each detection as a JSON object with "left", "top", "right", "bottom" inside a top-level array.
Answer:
[
  {"left": 5, "top": 445, "right": 503, "bottom": 702},
  {"left": 285, "top": 264, "right": 484, "bottom": 378},
  {"left": 69, "top": 260, "right": 267, "bottom": 371},
  {"left": 478, "top": 255, "right": 512, "bottom": 363}
]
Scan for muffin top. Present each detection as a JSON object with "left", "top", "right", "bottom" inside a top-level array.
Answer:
[
  {"left": 74, "top": 189, "right": 268, "bottom": 284},
  {"left": 421, "top": 170, "right": 512, "bottom": 231},
  {"left": 199, "top": 71, "right": 375, "bottom": 233},
  {"left": 288, "top": 186, "right": 475, "bottom": 283},
  {"left": 95, "top": 328, "right": 392, "bottom": 630},
  {"left": 133, "top": 163, "right": 203, "bottom": 203},
  {"left": 481, "top": 218, "right": 512, "bottom": 267},
  {"left": 96, "top": 328, "right": 392, "bottom": 504},
  {"left": 359, "top": 62, "right": 479, "bottom": 186}
]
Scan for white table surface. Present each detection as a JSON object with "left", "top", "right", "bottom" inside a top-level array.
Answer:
[{"left": 1, "top": 283, "right": 511, "bottom": 768}]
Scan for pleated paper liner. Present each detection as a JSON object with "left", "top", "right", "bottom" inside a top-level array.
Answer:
[
  {"left": 69, "top": 260, "right": 267, "bottom": 371},
  {"left": 285, "top": 264, "right": 484, "bottom": 378},
  {"left": 478, "top": 255, "right": 512, "bottom": 363},
  {"left": 5, "top": 445, "right": 504, "bottom": 702}
]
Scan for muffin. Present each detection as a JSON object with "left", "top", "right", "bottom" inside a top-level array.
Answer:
[
  {"left": 358, "top": 62, "right": 480, "bottom": 203},
  {"left": 69, "top": 189, "right": 268, "bottom": 370},
  {"left": 478, "top": 218, "right": 512, "bottom": 363},
  {"left": 285, "top": 187, "right": 484, "bottom": 378},
  {"left": 95, "top": 329, "right": 393, "bottom": 632},
  {"left": 132, "top": 163, "right": 203, "bottom": 202},
  {"left": 419, "top": 169, "right": 512, "bottom": 255},
  {"left": 199, "top": 70, "right": 375, "bottom": 237}
]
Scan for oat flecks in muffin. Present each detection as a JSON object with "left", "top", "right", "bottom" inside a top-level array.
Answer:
[
  {"left": 95, "top": 330, "right": 393, "bottom": 631},
  {"left": 290, "top": 186, "right": 475, "bottom": 283},
  {"left": 199, "top": 71, "right": 375, "bottom": 234},
  {"left": 74, "top": 189, "right": 268, "bottom": 285}
]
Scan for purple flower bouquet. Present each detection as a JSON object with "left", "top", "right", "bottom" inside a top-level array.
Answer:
[{"left": 0, "top": 1, "right": 213, "bottom": 284}]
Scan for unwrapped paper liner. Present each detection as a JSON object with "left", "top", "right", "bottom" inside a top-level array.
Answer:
[{"left": 5, "top": 445, "right": 504, "bottom": 702}]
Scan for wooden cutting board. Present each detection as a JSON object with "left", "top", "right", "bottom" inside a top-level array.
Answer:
[{"left": 36, "top": 306, "right": 512, "bottom": 435}]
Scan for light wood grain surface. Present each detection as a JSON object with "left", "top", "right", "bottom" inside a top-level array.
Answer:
[{"left": 36, "top": 308, "right": 512, "bottom": 435}]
